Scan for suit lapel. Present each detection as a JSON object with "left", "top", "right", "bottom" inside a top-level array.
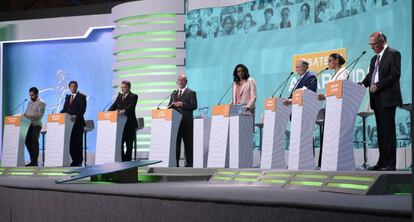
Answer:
[{"left": 239, "top": 80, "right": 247, "bottom": 96}]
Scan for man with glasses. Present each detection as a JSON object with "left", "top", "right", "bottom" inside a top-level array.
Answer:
[
  {"left": 359, "top": 32, "right": 402, "bottom": 171},
  {"left": 168, "top": 75, "right": 198, "bottom": 167}
]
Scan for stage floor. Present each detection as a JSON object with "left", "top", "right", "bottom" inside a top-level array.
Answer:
[{"left": 0, "top": 168, "right": 411, "bottom": 222}]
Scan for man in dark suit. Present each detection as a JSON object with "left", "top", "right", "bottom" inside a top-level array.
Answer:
[
  {"left": 359, "top": 32, "right": 402, "bottom": 171},
  {"left": 109, "top": 80, "right": 138, "bottom": 162},
  {"left": 168, "top": 75, "right": 197, "bottom": 167},
  {"left": 284, "top": 59, "right": 317, "bottom": 105},
  {"left": 60, "top": 81, "right": 87, "bottom": 167}
]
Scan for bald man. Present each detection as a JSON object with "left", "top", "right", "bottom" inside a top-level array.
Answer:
[
  {"left": 359, "top": 32, "right": 402, "bottom": 171},
  {"left": 284, "top": 59, "right": 317, "bottom": 105},
  {"left": 168, "top": 75, "right": 198, "bottom": 167}
]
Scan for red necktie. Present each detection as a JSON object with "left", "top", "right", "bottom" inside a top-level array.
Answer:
[{"left": 69, "top": 95, "right": 74, "bottom": 106}]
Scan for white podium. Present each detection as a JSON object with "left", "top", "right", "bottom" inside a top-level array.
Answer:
[
  {"left": 288, "top": 89, "right": 322, "bottom": 170},
  {"left": 321, "top": 80, "right": 365, "bottom": 171},
  {"left": 207, "top": 104, "right": 253, "bottom": 168},
  {"left": 95, "top": 111, "right": 127, "bottom": 165},
  {"left": 1, "top": 116, "right": 31, "bottom": 167},
  {"left": 260, "top": 97, "right": 291, "bottom": 169},
  {"left": 44, "top": 113, "right": 74, "bottom": 167},
  {"left": 149, "top": 109, "right": 182, "bottom": 167},
  {"left": 207, "top": 105, "right": 232, "bottom": 168},
  {"left": 193, "top": 117, "right": 211, "bottom": 168}
]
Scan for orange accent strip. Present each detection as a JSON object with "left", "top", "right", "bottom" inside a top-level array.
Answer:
[
  {"left": 98, "top": 111, "right": 118, "bottom": 122},
  {"left": 326, "top": 80, "right": 344, "bottom": 99},
  {"left": 292, "top": 90, "right": 303, "bottom": 106},
  {"left": 48, "top": 114, "right": 65, "bottom": 124},
  {"left": 152, "top": 109, "right": 173, "bottom": 121},
  {"left": 4, "top": 116, "right": 21, "bottom": 126},
  {"left": 212, "top": 104, "right": 231, "bottom": 117},
  {"left": 264, "top": 98, "right": 277, "bottom": 112}
]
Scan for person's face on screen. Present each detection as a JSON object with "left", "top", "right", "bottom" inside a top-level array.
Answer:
[
  {"left": 190, "top": 24, "right": 198, "bottom": 37},
  {"left": 264, "top": 12, "right": 272, "bottom": 23},
  {"left": 244, "top": 16, "right": 252, "bottom": 27},
  {"left": 281, "top": 9, "right": 289, "bottom": 21},
  {"left": 301, "top": 5, "right": 309, "bottom": 18},
  {"left": 295, "top": 61, "right": 307, "bottom": 76},
  {"left": 237, "top": 66, "right": 246, "bottom": 79},
  {"left": 69, "top": 83, "right": 78, "bottom": 94},
  {"left": 224, "top": 19, "right": 233, "bottom": 32},
  {"left": 121, "top": 83, "right": 130, "bottom": 94},
  {"left": 29, "top": 91, "right": 37, "bottom": 101},
  {"left": 177, "top": 75, "right": 188, "bottom": 89}
]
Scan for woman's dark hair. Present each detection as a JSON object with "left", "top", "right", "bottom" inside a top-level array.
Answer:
[
  {"left": 329, "top": 53, "right": 346, "bottom": 66},
  {"left": 221, "top": 15, "right": 235, "bottom": 28},
  {"left": 264, "top": 8, "right": 274, "bottom": 16},
  {"left": 233, "top": 64, "right": 250, "bottom": 84},
  {"left": 301, "top": 3, "right": 310, "bottom": 19}
]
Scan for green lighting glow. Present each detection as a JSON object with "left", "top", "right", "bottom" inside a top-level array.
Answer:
[
  {"left": 295, "top": 174, "right": 328, "bottom": 179},
  {"left": 115, "top": 31, "right": 176, "bottom": 39},
  {"left": 234, "top": 177, "right": 256, "bottom": 182},
  {"left": 212, "top": 176, "right": 233, "bottom": 181},
  {"left": 217, "top": 171, "right": 238, "bottom": 175},
  {"left": 9, "top": 168, "right": 36, "bottom": 172},
  {"left": 327, "top": 183, "right": 369, "bottom": 190},
  {"left": 132, "top": 82, "right": 176, "bottom": 87},
  {"left": 117, "top": 38, "right": 177, "bottom": 47},
  {"left": 289, "top": 181, "right": 323, "bottom": 187},
  {"left": 136, "top": 141, "right": 151, "bottom": 145},
  {"left": 114, "top": 65, "right": 176, "bottom": 72},
  {"left": 37, "top": 172, "right": 68, "bottom": 176},
  {"left": 238, "top": 172, "right": 262, "bottom": 176},
  {"left": 115, "top": 13, "right": 176, "bottom": 23},
  {"left": 118, "top": 71, "right": 176, "bottom": 78},
  {"left": 132, "top": 88, "right": 176, "bottom": 93},
  {"left": 122, "top": 20, "right": 176, "bottom": 27},
  {"left": 8, "top": 172, "right": 34, "bottom": 176},
  {"left": 265, "top": 173, "right": 292, "bottom": 177},
  {"left": 115, "top": 47, "right": 176, "bottom": 56},
  {"left": 260, "top": 179, "right": 286, "bottom": 184},
  {"left": 332, "top": 176, "right": 375, "bottom": 182},
  {"left": 137, "top": 107, "right": 159, "bottom": 111},
  {"left": 0, "top": 172, "right": 3, "bottom": 175},
  {"left": 116, "top": 55, "right": 176, "bottom": 62}
]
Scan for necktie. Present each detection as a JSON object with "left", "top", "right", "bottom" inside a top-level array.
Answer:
[
  {"left": 178, "top": 90, "right": 182, "bottom": 100},
  {"left": 371, "top": 55, "right": 380, "bottom": 86},
  {"left": 122, "top": 94, "right": 126, "bottom": 103},
  {"left": 69, "top": 94, "right": 74, "bottom": 106}
]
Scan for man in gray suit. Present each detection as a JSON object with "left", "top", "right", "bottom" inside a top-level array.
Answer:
[{"left": 168, "top": 75, "right": 198, "bottom": 167}]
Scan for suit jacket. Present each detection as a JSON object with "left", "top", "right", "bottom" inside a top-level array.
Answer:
[
  {"left": 168, "top": 88, "right": 197, "bottom": 117},
  {"left": 232, "top": 77, "right": 257, "bottom": 110},
  {"left": 108, "top": 92, "right": 138, "bottom": 130},
  {"left": 362, "top": 47, "right": 402, "bottom": 109},
  {"left": 289, "top": 71, "right": 317, "bottom": 98},
  {"left": 60, "top": 92, "right": 87, "bottom": 127}
]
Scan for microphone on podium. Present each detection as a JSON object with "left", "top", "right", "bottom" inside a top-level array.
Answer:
[
  {"left": 308, "top": 67, "right": 329, "bottom": 86},
  {"left": 217, "top": 82, "right": 233, "bottom": 105},
  {"left": 271, "top": 72, "right": 294, "bottom": 98},
  {"left": 102, "top": 93, "right": 121, "bottom": 112},
  {"left": 9, "top": 98, "right": 28, "bottom": 116},
  {"left": 158, "top": 90, "right": 176, "bottom": 110},
  {"left": 345, "top": 51, "right": 366, "bottom": 79}
]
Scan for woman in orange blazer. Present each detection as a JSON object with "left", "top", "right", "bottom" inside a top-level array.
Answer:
[{"left": 232, "top": 64, "right": 257, "bottom": 114}]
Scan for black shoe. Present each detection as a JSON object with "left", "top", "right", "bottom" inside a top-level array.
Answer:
[
  {"left": 25, "top": 162, "right": 38, "bottom": 167},
  {"left": 379, "top": 165, "right": 396, "bottom": 171},
  {"left": 367, "top": 164, "right": 381, "bottom": 171},
  {"left": 70, "top": 162, "right": 82, "bottom": 167}
]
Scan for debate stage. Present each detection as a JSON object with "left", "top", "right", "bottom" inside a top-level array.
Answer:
[{"left": 0, "top": 167, "right": 411, "bottom": 222}]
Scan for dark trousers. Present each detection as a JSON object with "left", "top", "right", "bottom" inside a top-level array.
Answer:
[
  {"left": 70, "top": 124, "right": 84, "bottom": 164},
  {"left": 374, "top": 106, "right": 397, "bottom": 167},
  {"left": 25, "top": 125, "right": 41, "bottom": 164},
  {"left": 121, "top": 125, "right": 135, "bottom": 162},
  {"left": 176, "top": 116, "right": 194, "bottom": 167}
]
